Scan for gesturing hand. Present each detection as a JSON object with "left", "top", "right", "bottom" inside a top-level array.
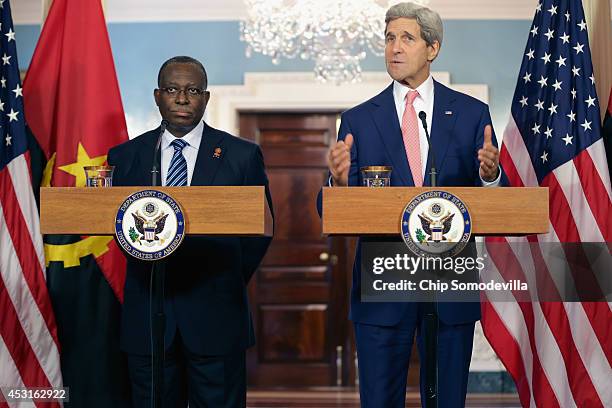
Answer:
[
  {"left": 478, "top": 125, "right": 500, "bottom": 182},
  {"left": 327, "top": 134, "right": 354, "bottom": 187}
]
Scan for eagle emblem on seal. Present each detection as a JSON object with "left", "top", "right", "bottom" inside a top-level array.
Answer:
[
  {"left": 417, "top": 212, "right": 455, "bottom": 243},
  {"left": 131, "top": 212, "right": 169, "bottom": 242}
]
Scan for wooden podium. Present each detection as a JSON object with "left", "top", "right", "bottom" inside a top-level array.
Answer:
[
  {"left": 322, "top": 186, "right": 549, "bottom": 236},
  {"left": 40, "top": 185, "right": 272, "bottom": 408},
  {"left": 321, "top": 186, "right": 548, "bottom": 407},
  {"left": 40, "top": 186, "right": 273, "bottom": 236}
]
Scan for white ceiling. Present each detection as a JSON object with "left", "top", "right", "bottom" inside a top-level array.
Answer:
[{"left": 13, "top": 0, "right": 549, "bottom": 25}]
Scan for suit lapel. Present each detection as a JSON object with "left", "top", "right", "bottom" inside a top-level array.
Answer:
[
  {"left": 190, "top": 123, "right": 225, "bottom": 186},
  {"left": 370, "top": 83, "right": 412, "bottom": 186},
  {"left": 426, "top": 80, "right": 457, "bottom": 186},
  {"left": 133, "top": 128, "right": 161, "bottom": 186}
]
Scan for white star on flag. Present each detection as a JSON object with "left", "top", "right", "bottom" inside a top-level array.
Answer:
[
  {"left": 4, "top": 134, "right": 10, "bottom": 146},
  {"left": 526, "top": 49, "right": 535, "bottom": 59},
  {"left": 584, "top": 95, "right": 596, "bottom": 107},
  {"left": 580, "top": 119, "right": 591, "bottom": 131},
  {"left": 544, "top": 28, "right": 554, "bottom": 41},
  {"left": 555, "top": 55, "right": 566, "bottom": 67},
  {"left": 523, "top": 72, "right": 532, "bottom": 83},
  {"left": 4, "top": 28, "right": 14, "bottom": 42},
  {"left": 577, "top": 19, "right": 587, "bottom": 31},
  {"left": 531, "top": 26, "right": 539, "bottom": 36},
  {"left": 540, "top": 150, "right": 548, "bottom": 162},
  {"left": 573, "top": 42, "right": 584, "bottom": 54},
  {"left": 535, "top": 99, "right": 545, "bottom": 110},
  {"left": 6, "top": 108, "right": 18, "bottom": 121},
  {"left": 537, "top": 75, "right": 548, "bottom": 88},
  {"left": 519, "top": 96, "right": 529, "bottom": 107},
  {"left": 544, "top": 127, "right": 553, "bottom": 138},
  {"left": 560, "top": 32, "right": 570, "bottom": 44},
  {"left": 562, "top": 133, "right": 573, "bottom": 145},
  {"left": 12, "top": 84, "right": 22, "bottom": 98},
  {"left": 567, "top": 111, "right": 576, "bottom": 122},
  {"left": 532, "top": 123, "right": 541, "bottom": 134},
  {"left": 541, "top": 52, "right": 551, "bottom": 63},
  {"left": 552, "top": 80, "right": 562, "bottom": 91},
  {"left": 1, "top": 53, "right": 10, "bottom": 65},
  {"left": 548, "top": 103, "right": 558, "bottom": 114},
  {"left": 548, "top": 5, "right": 557, "bottom": 15},
  {"left": 571, "top": 66, "right": 580, "bottom": 76}
]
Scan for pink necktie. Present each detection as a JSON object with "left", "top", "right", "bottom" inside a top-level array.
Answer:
[{"left": 401, "top": 90, "right": 423, "bottom": 187}]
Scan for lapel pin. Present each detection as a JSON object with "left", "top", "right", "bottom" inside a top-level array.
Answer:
[
  {"left": 445, "top": 111, "right": 453, "bottom": 115},
  {"left": 213, "top": 147, "right": 222, "bottom": 159}
]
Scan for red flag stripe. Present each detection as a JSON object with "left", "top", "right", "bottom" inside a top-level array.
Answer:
[
  {"left": 0, "top": 208, "right": 62, "bottom": 394},
  {"left": 0, "top": 170, "right": 59, "bottom": 350},
  {"left": 541, "top": 174, "right": 612, "bottom": 362},
  {"left": 0, "top": 274, "right": 54, "bottom": 398},
  {"left": 485, "top": 239, "right": 561, "bottom": 407},
  {"left": 551, "top": 161, "right": 605, "bottom": 242},
  {"left": 525, "top": 236, "right": 604, "bottom": 407},
  {"left": 501, "top": 117, "right": 539, "bottom": 187},
  {"left": 6, "top": 157, "right": 46, "bottom": 271},
  {"left": 585, "top": 141, "right": 612, "bottom": 200},
  {"left": 573, "top": 149, "right": 612, "bottom": 241},
  {"left": 499, "top": 145, "right": 525, "bottom": 188},
  {"left": 481, "top": 297, "right": 533, "bottom": 407}
]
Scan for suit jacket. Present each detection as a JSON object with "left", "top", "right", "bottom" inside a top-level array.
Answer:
[
  {"left": 317, "top": 80, "right": 507, "bottom": 326},
  {"left": 107, "top": 122, "right": 273, "bottom": 355}
]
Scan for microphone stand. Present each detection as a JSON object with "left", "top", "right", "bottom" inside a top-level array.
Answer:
[
  {"left": 419, "top": 111, "right": 438, "bottom": 408},
  {"left": 150, "top": 120, "right": 167, "bottom": 408}
]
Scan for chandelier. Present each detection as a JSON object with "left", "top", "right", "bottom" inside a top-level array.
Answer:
[{"left": 240, "top": 0, "right": 430, "bottom": 85}]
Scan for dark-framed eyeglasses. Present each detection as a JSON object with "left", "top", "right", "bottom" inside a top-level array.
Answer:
[{"left": 158, "top": 87, "right": 208, "bottom": 97}]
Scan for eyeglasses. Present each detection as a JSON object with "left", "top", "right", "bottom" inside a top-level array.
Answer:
[{"left": 158, "top": 87, "right": 208, "bottom": 97}]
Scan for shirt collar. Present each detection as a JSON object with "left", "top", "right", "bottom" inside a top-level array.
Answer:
[
  {"left": 393, "top": 74, "right": 434, "bottom": 106},
  {"left": 161, "top": 120, "right": 204, "bottom": 150}
]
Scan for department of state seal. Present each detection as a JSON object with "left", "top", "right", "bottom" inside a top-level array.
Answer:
[
  {"left": 115, "top": 190, "right": 185, "bottom": 261},
  {"left": 400, "top": 190, "right": 472, "bottom": 258}
]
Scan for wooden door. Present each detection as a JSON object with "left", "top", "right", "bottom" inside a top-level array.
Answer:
[{"left": 239, "top": 112, "right": 355, "bottom": 387}]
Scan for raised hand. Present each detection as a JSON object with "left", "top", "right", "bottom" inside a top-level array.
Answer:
[
  {"left": 327, "top": 133, "right": 354, "bottom": 187},
  {"left": 478, "top": 125, "right": 500, "bottom": 182}
]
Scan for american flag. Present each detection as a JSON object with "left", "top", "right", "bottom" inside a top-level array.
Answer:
[
  {"left": 481, "top": 1, "right": 612, "bottom": 407},
  {"left": 0, "top": 0, "right": 63, "bottom": 404}
]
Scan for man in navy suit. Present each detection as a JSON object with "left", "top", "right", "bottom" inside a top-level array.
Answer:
[
  {"left": 107, "top": 56, "right": 272, "bottom": 407},
  {"left": 320, "top": 3, "right": 505, "bottom": 407}
]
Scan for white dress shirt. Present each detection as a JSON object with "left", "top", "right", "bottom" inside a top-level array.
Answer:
[
  {"left": 393, "top": 75, "right": 500, "bottom": 186},
  {"left": 160, "top": 120, "right": 204, "bottom": 186}
]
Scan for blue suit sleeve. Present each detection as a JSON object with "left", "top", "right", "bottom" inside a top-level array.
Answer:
[{"left": 316, "top": 112, "right": 359, "bottom": 217}]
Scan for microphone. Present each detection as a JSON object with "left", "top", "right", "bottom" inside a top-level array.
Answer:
[
  {"left": 151, "top": 120, "right": 168, "bottom": 186},
  {"left": 418, "top": 111, "right": 437, "bottom": 187}
]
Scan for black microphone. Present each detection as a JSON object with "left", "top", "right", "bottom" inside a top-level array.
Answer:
[
  {"left": 151, "top": 120, "right": 168, "bottom": 186},
  {"left": 418, "top": 111, "right": 437, "bottom": 187}
]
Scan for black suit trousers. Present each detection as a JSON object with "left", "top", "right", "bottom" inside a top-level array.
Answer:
[{"left": 127, "top": 332, "right": 246, "bottom": 408}]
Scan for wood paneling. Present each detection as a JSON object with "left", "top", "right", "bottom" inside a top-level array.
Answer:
[{"left": 240, "top": 112, "right": 353, "bottom": 387}]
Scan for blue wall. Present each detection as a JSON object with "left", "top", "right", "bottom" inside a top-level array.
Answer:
[{"left": 15, "top": 20, "right": 532, "bottom": 137}]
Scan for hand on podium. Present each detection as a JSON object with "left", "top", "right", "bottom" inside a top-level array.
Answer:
[
  {"left": 478, "top": 125, "right": 500, "bottom": 182},
  {"left": 327, "top": 133, "right": 354, "bottom": 187}
]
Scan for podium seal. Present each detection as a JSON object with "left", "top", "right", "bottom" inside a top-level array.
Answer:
[
  {"left": 400, "top": 190, "right": 472, "bottom": 258},
  {"left": 115, "top": 190, "right": 185, "bottom": 260}
]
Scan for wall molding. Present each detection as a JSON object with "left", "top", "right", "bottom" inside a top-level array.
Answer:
[{"left": 14, "top": 0, "right": 570, "bottom": 25}]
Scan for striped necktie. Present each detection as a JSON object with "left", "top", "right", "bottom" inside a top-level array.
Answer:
[{"left": 166, "top": 139, "right": 189, "bottom": 186}]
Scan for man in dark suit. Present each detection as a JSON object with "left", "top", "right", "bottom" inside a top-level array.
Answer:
[
  {"left": 107, "top": 56, "right": 272, "bottom": 407},
  {"left": 319, "top": 3, "right": 506, "bottom": 407}
]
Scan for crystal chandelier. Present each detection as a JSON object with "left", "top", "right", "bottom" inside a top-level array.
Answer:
[{"left": 240, "top": 0, "right": 430, "bottom": 85}]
